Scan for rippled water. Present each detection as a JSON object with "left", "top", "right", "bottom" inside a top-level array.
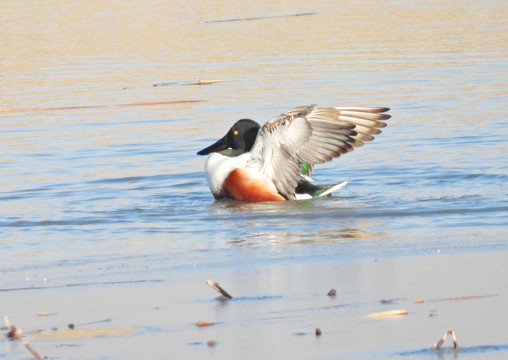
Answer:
[{"left": 1, "top": 0, "right": 507, "bottom": 358}]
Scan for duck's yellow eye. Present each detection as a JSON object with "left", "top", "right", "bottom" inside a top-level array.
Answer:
[{"left": 233, "top": 130, "right": 238, "bottom": 135}]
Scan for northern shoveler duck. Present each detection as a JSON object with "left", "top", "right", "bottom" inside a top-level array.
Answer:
[{"left": 197, "top": 105, "right": 390, "bottom": 202}]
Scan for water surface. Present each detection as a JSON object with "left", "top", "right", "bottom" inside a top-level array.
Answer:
[{"left": 1, "top": 0, "right": 507, "bottom": 359}]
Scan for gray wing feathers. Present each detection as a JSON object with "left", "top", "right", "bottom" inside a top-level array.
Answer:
[
  {"left": 251, "top": 115, "right": 312, "bottom": 196},
  {"left": 250, "top": 105, "right": 390, "bottom": 199},
  {"left": 333, "top": 107, "right": 390, "bottom": 146}
]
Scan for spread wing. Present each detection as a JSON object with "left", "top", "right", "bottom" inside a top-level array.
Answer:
[{"left": 249, "top": 105, "right": 390, "bottom": 199}]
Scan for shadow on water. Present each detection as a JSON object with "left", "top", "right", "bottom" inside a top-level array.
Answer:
[
  {"left": 395, "top": 344, "right": 508, "bottom": 358},
  {"left": 204, "top": 195, "right": 389, "bottom": 247}
]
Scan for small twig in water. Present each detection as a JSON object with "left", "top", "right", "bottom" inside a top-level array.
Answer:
[
  {"left": 366, "top": 309, "right": 408, "bottom": 318},
  {"left": 77, "top": 318, "right": 112, "bottom": 326},
  {"left": 24, "top": 342, "right": 43, "bottom": 360},
  {"left": 423, "top": 294, "right": 496, "bottom": 303},
  {"left": 183, "top": 80, "right": 228, "bottom": 86},
  {"left": 206, "top": 280, "right": 233, "bottom": 299},
  {"left": 433, "top": 330, "right": 458, "bottom": 350},
  {"left": 205, "top": 12, "right": 318, "bottom": 24},
  {"left": 196, "top": 321, "right": 215, "bottom": 328}
]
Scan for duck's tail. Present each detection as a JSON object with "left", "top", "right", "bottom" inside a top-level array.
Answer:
[{"left": 295, "top": 178, "right": 349, "bottom": 200}]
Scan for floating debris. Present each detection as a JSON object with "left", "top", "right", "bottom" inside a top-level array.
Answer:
[
  {"left": 418, "top": 294, "right": 496, "bottom": 303},
  {"left": 184, "top": 80, "right": 228, "bottom": 86},
  {"left": 196, "top": 321, "right": 215, "bottom": 328},
  {"left": 206, "top": 12, "right": 318, "bottom": 24},
  {"left": 24, "top": 342, "right": 43, "bottom": 360},
  {"left": 7, "top": 325, "right": 22, "bottom": 340},
  {"left": 153, "top": 82, "right": 178, "bottom": 87},
  {"left": 428, "top": 310, "right": 438, "bottom": 317},
  {"left": 434, "top": 330, "right": 458, "bottom": 350},
  {"left": 440, "top": 294, "right": 496, "bottom": 302},
  {"left": 207, "top": 339, "right": 217, "bottom": 347},
  {"left": 327, "top": 289, "right": 337, "bottom": 297},
  {"left": 77, "top": 318, "right": 112, "bottom": 326},
  {"left": 5, "top": 316, "right": 22, "bottom": 340},
  {"left": 367, "top": 309, "right": 408, "bottom": 318},
  {"left": 380, "top": 298, "right": 405, "bottom": 304},
  {"left": 37, "top": 312, "right": 56, "bottom": 317},
  {"left": 0, "top": 100, "right": 205, "bottom": 114},
  {"left": 206, "top": 280, "right": 233, "bottom": 299},
  {"left": 1, "top": 279, "right": 164, "bottom": 293}
]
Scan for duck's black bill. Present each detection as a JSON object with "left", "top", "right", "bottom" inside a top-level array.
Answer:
[{"left": 197, "top": 136, "right": 229, "bottom": 155}]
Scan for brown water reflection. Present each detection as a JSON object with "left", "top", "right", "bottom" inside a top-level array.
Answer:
[{"left": 3, "top": 1, "right": 506, "bottom": 110}]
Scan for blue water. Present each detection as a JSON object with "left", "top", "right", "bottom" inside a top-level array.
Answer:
[
  {"left": 1, "top": 1, "right": 508, "bottom": 358},
  {"left": 2, "top": 101, "right": 506, "bottom": 265}
]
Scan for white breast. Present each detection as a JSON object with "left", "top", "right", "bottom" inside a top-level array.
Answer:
[{"left": 204, "top": 152, "right": 251, "bottom": 198}]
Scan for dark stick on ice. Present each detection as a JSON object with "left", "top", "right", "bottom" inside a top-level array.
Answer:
[
  {"left": 206, "top": 280, "right": 233, "bottom": 299},
  {"left": 205, "top": 12, "right": 318, "bottom": 24},
  {"left": 24, "top": 342, "right": 43, "bottom": 360},
  {"left": 433, "top": 330, "right": 458, "bottom": 350}
]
